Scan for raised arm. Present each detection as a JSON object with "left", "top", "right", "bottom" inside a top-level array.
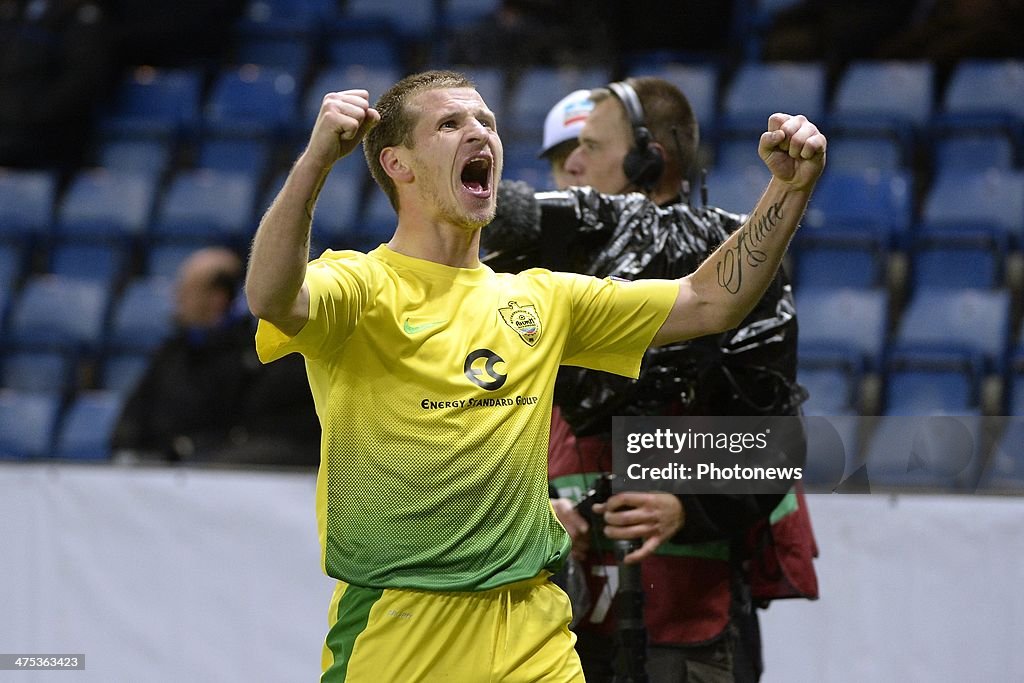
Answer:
[
  {"left": 653, "top": 113, "right": 825, "bottom": 346},
  {"left": 245, "top": 90, "right": 379, "bottom": 336}
]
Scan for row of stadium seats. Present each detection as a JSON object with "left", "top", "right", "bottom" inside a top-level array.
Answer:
[
  {"left": 0, "top": 233, "right": 1019, "bottom": 298},
  {"left": 221, "top": 1, "right": 1024, "bottom": 149},
  {"left": 799, "top": 414, "right": 1024, "bottom": 494},
  {"left": 0, "top": 275, "right": 1020, "bottom": 411},
  {"left": 797, "top": 286, "right": 1020, "bottom": 374},
  {"left": 3, "top": 5, "right": 1023, "bottom": 489},
  {"left": 232, "top": 0, "right": 498, "bottom": 43},
  {"left": 0, "top": 153, "right": 382, "bottom": 252},
  {"left": 95, "top": 59, "right": 1024, "bottom": 149},
  {"left": 2, "top": 150, "right": 1022, "bottom": 257},
  {"left": 4, "top": 382, "right": 1024, "bottom": 496}
]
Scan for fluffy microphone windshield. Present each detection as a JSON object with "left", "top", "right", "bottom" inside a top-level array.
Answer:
[{"left": 480, "top": 179, "right": 541, "bottom": 255}]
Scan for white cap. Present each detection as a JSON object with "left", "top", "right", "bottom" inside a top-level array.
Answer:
[{"left": 538, "top": 89, "right": 594, "bottom": 158}]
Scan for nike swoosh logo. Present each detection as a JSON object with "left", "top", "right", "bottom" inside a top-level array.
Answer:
[{"left": 403, "top": 319, "right": 446, "bottom": 334}]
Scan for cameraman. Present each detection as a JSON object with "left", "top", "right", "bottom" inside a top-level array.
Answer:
[{"left": 483, "top": 78, "right": 818, "bottom": 682}]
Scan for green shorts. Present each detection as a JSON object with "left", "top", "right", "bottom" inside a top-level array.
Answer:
[{"left": 321, "top": 573, "right": 584, "bottom": 682}]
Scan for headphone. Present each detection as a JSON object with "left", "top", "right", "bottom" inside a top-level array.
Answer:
[{"left": 607, "top": 80, "right": 665, "bottom": 192}]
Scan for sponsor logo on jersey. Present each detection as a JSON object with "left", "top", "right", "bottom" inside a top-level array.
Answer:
[
  {"left": 464, "top": 349, "right": 507, "bottom": 390},
  {"left": 499, "top": 300, "right": 541, "bottom": 346}
]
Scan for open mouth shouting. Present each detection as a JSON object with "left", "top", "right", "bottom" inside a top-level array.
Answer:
[{"left": 460, "top": 155, "right": 493, "bottom": 199}]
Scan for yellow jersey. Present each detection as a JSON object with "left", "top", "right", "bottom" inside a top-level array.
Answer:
[{"left": 256, "top": 245, "right": 677, "bottom": 591}]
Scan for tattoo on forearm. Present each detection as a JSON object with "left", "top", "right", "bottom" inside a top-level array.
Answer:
[
  {"left": 715, "top": 200, "right": 785, "bottom": 294},
  {"left": 304, "top": 172, "right": 330, "bottom": 222}
]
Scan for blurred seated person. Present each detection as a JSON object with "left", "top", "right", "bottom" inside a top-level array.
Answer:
[
  {"left": 875, "top": 0, "right": 1024, "bottom": 80},
  {"left": 760, "top": 0, "right": 918, "bottom": 80},
  {"left": 107, "top": 0, "right": 245, "bottom": 67},
  {"left": 0, "top": 0, "right": 115, "bottom": 168},
  {"left": 446, "top": 0, "right": 613, "bottom": 68},
  {"left": 112, "top": 247, "right": 319, "bottom": 467}
]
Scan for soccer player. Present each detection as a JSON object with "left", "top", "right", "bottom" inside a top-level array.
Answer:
[{"left": 244, "top": 70, "right": 825, "bottom": 682}]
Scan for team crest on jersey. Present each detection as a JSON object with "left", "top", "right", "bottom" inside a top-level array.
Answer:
[{"left": 499, "top": 300, "right": 542, "bottom": 347}]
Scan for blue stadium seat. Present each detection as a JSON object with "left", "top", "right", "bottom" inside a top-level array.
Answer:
[
  {"left": 204, "top": 66, "right": 300, "bottom": 139},
  {"left": 107, "top": 277, "right": 175, "bottom": 353},
  {"left": 884, "top": 365, "right": 978, "bottom": 415},
  {"left": 235, "top": 0, "right": 338, "bottom": 38},
  {"left": 892, "top": 288, "right": 1011, "bottom": 373},
  {"left": 153, "top": 170, "right": 257, "bottom": 244},
  {"left": 918, "top": 169, "right": 1024, "bottom": 246},
  {"left": 864, "top": 414, "right": 982, "bottom": 490},
  {"left": 721, "top": 62, "right": 826, "bottom": 135},
  {"left": 624, "top": 63, "right": 719, "bottom": 133},
  {"left": 825, "top": 134, "right": 904, "bottom": 172},
  {"left": 304, "top": 66, "right": 401, "bottom": 128},
  {"left": 359, "top": 192, "right": 398, "bottom": 248},
  {"left": 262, "top": 153, "right": 366, "bottom": 247},
  {"left": 323, "top": 36, "right": 402, "bottom": 71},
  {"left": 793, "top": 243, "right": 884, "bottom": 289},
  {"left": 909, "top": 243, "right": 1000, "bottom": 290},
  {"left": 314, "top": 168, "right": 367, "bottom": 245},
  {"left": 1011, "top": 345, "right": 1024, "bottom": 413},
  {"left": 798, "top": 364, "right": 860, "bottom": 416},
  {"left": 704, "top": 164, "right": 772, "bottom": 214},
  {"left": 196, "top": 138, "right": 273, "bottom": 181},
  {"left": 96, "top": 138, "right": 174, "bottom": 179},
  {"left": 800, "top": 169, "right": 913, "bottom": 245},
  {"left": 740, "top": 0, "right": 806, "bottom": 58},
  {"left": 0, "top": 350, "right": 76, "bottom": 394},
  {"left": 439, "top": 0, "right": 501, "bottom": 29},
  {"left": 502, "top": 143, "right": 551, "bottom": 188},
  {"left": 0, "top": 169, "right": 56, "bottom": 245},
  {"left": 49, "top": 243, "right": 128, "bottom": 287},
  {"left": 53, "top": 390, "right": 125, "bottom": 461},
  {"left": 795, "top": 287, "right": 888, "bottom": 371},
  {"left": 7, "top": 275, "right": 111, "bottom": 353},
  {"left": 342, "top": 0, "right": 436, "bottom": 39},
  {"left": 936, "top": 60, "right": 1024, "bottom": 142},
  {"left": 55, "top": 169, "right": 157, "bottom": 242},
  {"left": 830, "top": 61, "right": 934, "bottom": 141},
  {"left": 99, "top": 67, "right": 203, "bottom": 140},
  {"left": 146, "top": 244, "right": 198, "bottom": 279},
  {"left": 0, "top": 283, "right": 9, "bottom": 332},
  {"left": 976, "top": 420, "right": 1024, "bottom": 492},
  {"left": 0, "top": 243, "right": 25, "bottom": 289},
  {"left": 1010, "top": 368, "right": 1024, "bottom": 416},
  {"left": 506, "top": 66, "right": 610, "bottom": 142},
  {"left": 932, "top": 133, "right": 1015, "bottom": 174},
  {"left": 714, "top": 138, "right": 762, "bottom": 173},
  {"left": 99, "top": 352, "right": 151, "bottom": 394},
  {"left": 234, "top": 37, "right": 314, "bottom": 76},
  {"left": 0, "top": 389, "right": 62, "bottom": 459}
]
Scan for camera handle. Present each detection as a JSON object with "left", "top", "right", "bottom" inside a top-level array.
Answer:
[{"left": 575, "top": 474, "right": 649, "bottom": 682}]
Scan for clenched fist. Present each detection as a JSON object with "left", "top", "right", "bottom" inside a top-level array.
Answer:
[
  {"left": 758, "top": 113, "right": 827, "bottom": 193},
  {"left": 306, "top": 90, "right": 381, "bottom": 169}
]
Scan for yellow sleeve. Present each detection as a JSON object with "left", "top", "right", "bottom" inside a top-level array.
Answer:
[
  {"left": 255, "top": 250, "right": 377, "bottom": 363},
  {"left": 559, "top": 274, "right": 679, "bottom": 378}
]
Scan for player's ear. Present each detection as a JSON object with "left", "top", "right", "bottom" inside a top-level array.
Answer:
[{"left": 380, "top": 147, "right": 413, "bottom": 184}]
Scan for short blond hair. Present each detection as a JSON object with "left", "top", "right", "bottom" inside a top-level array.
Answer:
[{"left": 363, "top": 70, "right": 475, "bottom": 211}]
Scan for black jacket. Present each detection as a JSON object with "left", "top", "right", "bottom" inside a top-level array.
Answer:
[
  {"left": 483, "top": 181, "right": 807, "bottom": 541},
  {"left": 112, "top": 315, "right": 320, "bottom": 466}
]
